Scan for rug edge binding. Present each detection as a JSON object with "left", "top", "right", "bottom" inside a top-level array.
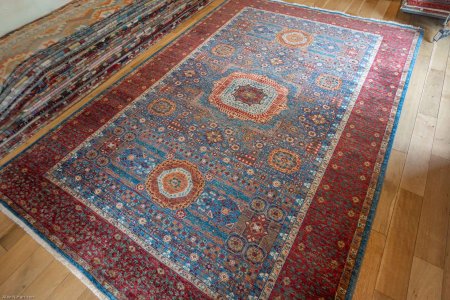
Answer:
[
  {"left": 344, "top": 29, "right": 424, "bottom": 300},
  {"left": 0, "top": 203, "right": 111, "bottom": 300}
]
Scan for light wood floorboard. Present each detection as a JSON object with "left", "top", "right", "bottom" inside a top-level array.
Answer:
[{"left": 0, "top": 0, "right": 449, "bottom": 299}]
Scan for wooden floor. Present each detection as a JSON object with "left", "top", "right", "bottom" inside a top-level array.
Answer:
[{"left": 1, "top": 0, "right": 449, "bottom": 299}]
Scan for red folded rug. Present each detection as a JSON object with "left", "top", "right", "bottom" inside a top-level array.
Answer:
[
  {"left": 0, "top": 0, "right": 422, "bottom": 299},
  {"left": 401, "top": 0, "right": 450, "bottom": 18}
]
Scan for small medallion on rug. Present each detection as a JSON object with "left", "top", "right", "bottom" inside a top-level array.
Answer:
[{"left": 146, "top": 160, "right": 204, "bottom": 210}]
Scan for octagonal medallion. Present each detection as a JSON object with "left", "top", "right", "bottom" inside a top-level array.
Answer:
[
  {"left": 209, "top": 72, "right": 289, "bottom": 123},
  {"left": 146, "top": 160, "right": 204, "bottom": 210},
  {"left": 276, "top": 29, "right": 313, "bottom": 48}
]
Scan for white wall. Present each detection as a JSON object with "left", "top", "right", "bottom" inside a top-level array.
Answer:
[{"left": 0, "top": 0, "right": 71, "bottom": 37}]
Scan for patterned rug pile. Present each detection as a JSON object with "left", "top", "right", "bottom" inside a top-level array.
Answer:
[
  {"left": 0, "top": 0, "right": 422, "bottom": 299},
  {"left": 0, "top": 0, "right": 210, "bottom": 157},
  {"left": 0, "top": 0, "right": 131, "bottom": 83},
  {"left": 401, "top": 0, "right": 450, "bottom": 18}
]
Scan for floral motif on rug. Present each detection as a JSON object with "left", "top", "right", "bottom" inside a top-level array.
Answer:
[{"left": 0, "top": 0, "right": 422, "bottom": 299}]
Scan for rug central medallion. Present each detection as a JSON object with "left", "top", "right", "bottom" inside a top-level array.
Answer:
[
  {"left": 46, "top": 7, "right": 382, "bottom": 299},
  {"left": 209, "top": 72, "right": 288, "bottom": 123}
]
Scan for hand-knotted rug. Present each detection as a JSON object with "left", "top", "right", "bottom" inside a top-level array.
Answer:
[
  {"left": 401, "top": 0, "right": 450, "bottom": 18},
  {"left": 0, "top": 0, "right": 422, "bottom": 299}
]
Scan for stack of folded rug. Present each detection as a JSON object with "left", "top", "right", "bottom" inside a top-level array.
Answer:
[
  {"left": 0, "top": 0, "right": 211, "bottom": 156},
  {"left": 401, "top": 0, "right": 450, "bottom": 18}
]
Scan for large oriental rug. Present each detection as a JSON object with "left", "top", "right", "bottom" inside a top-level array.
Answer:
[
  {"left": 401, "top": 0, "right": 450, "bottom": 18},
  {"left": 0, "top": 0, "right": 422, "bottom": 299}
]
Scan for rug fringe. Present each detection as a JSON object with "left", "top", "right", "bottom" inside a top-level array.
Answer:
[{"left": 0, "top": 204, "right": 109, "bottom": 300}]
